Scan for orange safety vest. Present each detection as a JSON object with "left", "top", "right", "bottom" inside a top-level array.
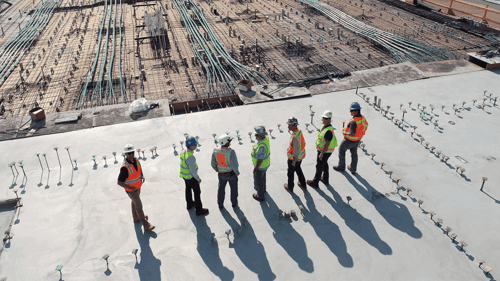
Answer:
[
  {"left": 343, "top": 115, "right": 368, "bottom": 141},
  {"left": 122, "top": 158, "right": 143, "bottom": 192},
  {"left": 287, "top": 129, "right": 306, "bottom": 160},
  {"left": 214, "top": 147, "right": 233, "bottom": 173}
]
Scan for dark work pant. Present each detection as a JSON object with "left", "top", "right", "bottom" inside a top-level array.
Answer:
[
  {"left": 313, "top": 150, "right": 332, "bottom": 183},
  {"left": 217, "top": 172, "right": 238, "bottom": 206},
  {"left": 287, "top": 159, "right": 306, "bottom": 190},
  {"left": 184, "top": 178, "right": 203, "bottom": 213},
  {"left": 338, "top": 138, "right": 360, "bottom": 171},
  {"left": 253, "top": 170, "right": 267, "bottom": 200},
  {"left": 127, "top": 188, "right": 146, "bottom": 222}
]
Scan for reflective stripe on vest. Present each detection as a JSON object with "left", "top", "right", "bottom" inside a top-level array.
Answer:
[
  {"left": 180, "top": 150, "right": 198, "bottom": 179},
  {"left": 214, "top": 148, "right": 233, "bottom": 172},
  {"left": 287, "top": 129, "right": 306, "bottom": 160},
  {"left": 122, "top": 159, "right": 142, "bottom": 192},
  {"left": 315, "top": 126, "right": 338, "bottom": 152},
  {"left": 343, "top": 116, "right": 368, "bottom": 141},
  {"left": 251, "top": 137, "right": 270, "bottom": 169}
]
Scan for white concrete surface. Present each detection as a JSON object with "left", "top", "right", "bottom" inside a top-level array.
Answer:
[{"left": 0, "top": 69, "right": 499, "bottom": 280}]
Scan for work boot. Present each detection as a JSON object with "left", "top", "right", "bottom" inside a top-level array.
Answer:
[
  {"left": 320, "top": 177, "right": 329, "bottom": 186},
  {"left": 196, "top": 208, "right": 209, "bottom": 216},
  {"left": 253, "top": 193, "right": 265, "bottom": 202},
  {"left": 332, "top": 166, "right": 345, "bottom": 172},
  {"left": 134, "top": 215, "right": 148, "bottom": 223},
  {"left": 348, "top": 165, "right": 357, "bottom": 175},
  {"left": 297, "top": 181, "right": 307, "bottom": 191},
  {"left": 143, "top": 220, "right": 155, "bottom": 231},
  {"left": 306, "top": 180, "right": 319, "bottom": 189},
  {"left": 284, "top": 183, "right": 293, "bottom": 193}
]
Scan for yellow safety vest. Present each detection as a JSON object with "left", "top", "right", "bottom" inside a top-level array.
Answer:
[
  {"left": 251, "top": 137, "right": 270, "bottom": 169},
  {"left": 316, "top": 126, "right": 338, "bottom": 153},
  {"left": 180, "top": 150, "right": 198, "bottom": 179}
]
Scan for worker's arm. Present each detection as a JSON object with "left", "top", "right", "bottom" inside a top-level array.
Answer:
[
  {"left": 211, "top": 152, "right": 219, "bottom": 172},
  {"left": 186, "top": 155, "right": 201, "bottom": 183},
  {"left": 117, "top": 167, "right": 137, "bottom": 191},
  {"left": 117, "top": 181, "right": 137, "bottom": 191},
  {"left": 343, "top": 121, "right": 356, "bottom": 136},
  {"left": 292, "top": 137, "right": 300, "bottom": 166},
  {"left": 231, "top": 150, "right": 240, "bottom": 175}
]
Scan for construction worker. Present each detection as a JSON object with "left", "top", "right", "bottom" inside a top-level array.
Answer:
[
  {"left": 284, "top": 117, "right": 307, "bottom": 193},
  {"left": 212, "top": 134, "right": 240, "bottom": 209},
  {"left": 333, "top": 102, "right": 368, "bottom": 175},
  {"left": 117, "top": 143, "right": 155, "bottom": 231},
  {"left": 251, "top": 126, "right": 270, "bottom": 202},
  {"left": 307, "top": 110, "right": 338, "bottom": 188},
  {"left": 180, "top": 136, "right": 209, "bottom": 216}
]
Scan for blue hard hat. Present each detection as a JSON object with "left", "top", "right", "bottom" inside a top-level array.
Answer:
[
  {"left": 350, "top": 102, "right": 361, "bottom": 110},
  {"left": 186, "top": 136, "right": 198, "bottom": 147}
]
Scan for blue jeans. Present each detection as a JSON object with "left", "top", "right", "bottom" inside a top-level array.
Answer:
[
  {"left": 217, "top": 172, "right": 238, "bottom": 206},
  {"left": 253, "top": 170, "right": 267, "bottom": 200},
  {"left": 338, "top": 138, "right": 360, "bottom": 171}
]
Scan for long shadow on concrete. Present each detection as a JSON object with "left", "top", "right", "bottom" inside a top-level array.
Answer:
[
  {"left": 290, "top": 192, "right": 354, "bottom": 268},
  {"left": 348, "top": 174, "right": 422, "bottom": 239},
  {"left": 134, "top": 224, "right": 162, "bottom": 281},
  {"left": 221, "top": 208, "right": 276, "bottom": 281},
  {"left": 190, "top": 213, "right": 234, "bottom": 281},
  {"left": 315, "top": 185, "right": 392, "bottom": 255},
  {"left": 259, "top": 195, "right": 314, "bottom": 273}
]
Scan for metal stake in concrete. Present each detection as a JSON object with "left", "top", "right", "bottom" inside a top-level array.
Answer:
[
  {"left": 132, "top": 249, "right": 138, "bottom": 262},
  {"left": 102, "top": 254, "right": 109, "bottom": 268},
  {"left": 53, "top": 147, "right": 61, "bottom": 168},
  {"left": 480, "top": 177, "right": 488, "bottom": 191},
  {"left": 103, "top": 156, "right": 107, "bottom": 166},
  {"left": 92, "top": 155, "right": 97, "bottom": 166},
  {"left": 19, "top": 162, "right": 27, "bottom": 177},
  {"left": 310, "top": 112, "right": 314, "bottom": 124},
  {"left": 35, "top": 154, "right": 43, "bottom": 170},
  {"left": 55, "top": 265, "right": 63, "bottom": 279},
  {"left": 65, "top": 147, "right": 73, "bottom": 169},
  {"left": 8, "top": 162, "right": 19, "bottom": 176},
  {"left": 43, "top": 154, "right": 49, "bottom": 170},
  {"left": 112, "top": 152, "right": 117, "bottom": 162}
]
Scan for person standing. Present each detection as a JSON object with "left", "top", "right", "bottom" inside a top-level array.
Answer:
[
  {"left": 251, "top": 126, "right": 270, "bottom": 202},
  {"left": 307, "top": 110, "right": 338, "bottom": 188},
  {"left": 180, "top": 136, "right": 209, "bottom": 216},
  {"left": 117, "top": 143, "right": 155, "bottom": 231},
  {"left": 212, "top": 135, "right": 240, "bottom": 209},
  {"left": 333, "top": 102, "right": 368, "bottom": 175},
  {"left": 284, "top": 117, "right": 307, "bottom": 193}
]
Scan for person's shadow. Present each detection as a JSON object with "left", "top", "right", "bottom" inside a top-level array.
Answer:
[
  {"left": 292, "top": 192, "right": 354, "bottom": 268},
  {"left": 314, "top": 185, "right": 392, "bottom": 255},
  {"left": 189, "top": 212, "right": 234, "bottom": 281},
  {"left": 349, "top": 174, "right": 422, "bottom": 239},
  {"left": 259, "top": 195, "right": 314, "bottom": 273},
  {"left": 221, "top": 208, "right": 276, "bottom": 281},
  {"left": 134, "top": 224, "right": 162, "bottom": 281}
]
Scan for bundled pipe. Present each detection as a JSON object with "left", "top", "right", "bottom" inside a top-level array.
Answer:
[
  {"left": 0, "top": 0, "right": 60, "bottom": 86},
  {"left": 173, "top": 0, "right": 270, "bottom": 98},
  {"left": 299, "top": 0, "right": 459, "bottom": 63}
]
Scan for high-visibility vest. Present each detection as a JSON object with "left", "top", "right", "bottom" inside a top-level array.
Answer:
[
  {"left": 180, "top": 150, "right": 198, "bottom": 179},
  {"left": 251, "top": 137, "right": 270, "bottom": 169},
  {"left": 343, "top": 116, "right": 368, "bottom": 141},
  {"left": 214, "top": 147, "right": 233, "bottom": 173},
  {"left": 122, "top": 158, "right": 143, "bottom": 192},
  {"left": 316, "top": 126, "right": 338, "bottom": 153},
  {"left": 287, "top": 129, "right": 306, "bottom": 160}
]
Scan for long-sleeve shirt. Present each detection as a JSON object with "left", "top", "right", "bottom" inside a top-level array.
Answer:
[
  {"left": 211, "top": 148, "right": 239, "bottom": 174},
  {"left": 185, "top": 148, "right": 200, "bottom": 181}
]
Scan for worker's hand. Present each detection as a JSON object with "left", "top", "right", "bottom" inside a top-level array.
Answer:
[
  {"left": 141, "top": 177, "right": 146, "bottom": 183},
  {"left": 237, "top": 172, "right": 240, "bottom": 176},
  {"left": 198, "top": 179, "right": 202, "bottom": 184},
  {"left": 128, "top": 185, "right": 138, "bottom": 192},
  {"left": 253, "top": 168, "right": 257, "bottom": 176},
  {"left": 292, "top": 160, "right": 297, "bottom": 167},
  {"left": 319, "top": 153, "right": 324, "bottom": 161}
]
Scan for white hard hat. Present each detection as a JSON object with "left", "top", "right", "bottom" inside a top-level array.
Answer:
[
  {"left": 219, "top": 135, "right": 233, "bottom": 146},
  {"left": 124, "top": 143, "right": 135, "bottom": 153},
  {"left": 322, "top": 110, "right": 333, "bottom": 119}
]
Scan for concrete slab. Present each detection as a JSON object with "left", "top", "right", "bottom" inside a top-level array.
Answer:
[
  {"left": 240, "top": 84, "right": 311, "bottom": 104},
  {"left": 354, "top": 62, "right": 428, "bottom": 87},
  {"left": 0, "top": 70, "right": 499, "bottom": 280},
  {"left": 415, "top": 59, "right": 484, "bottom": 77}
]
